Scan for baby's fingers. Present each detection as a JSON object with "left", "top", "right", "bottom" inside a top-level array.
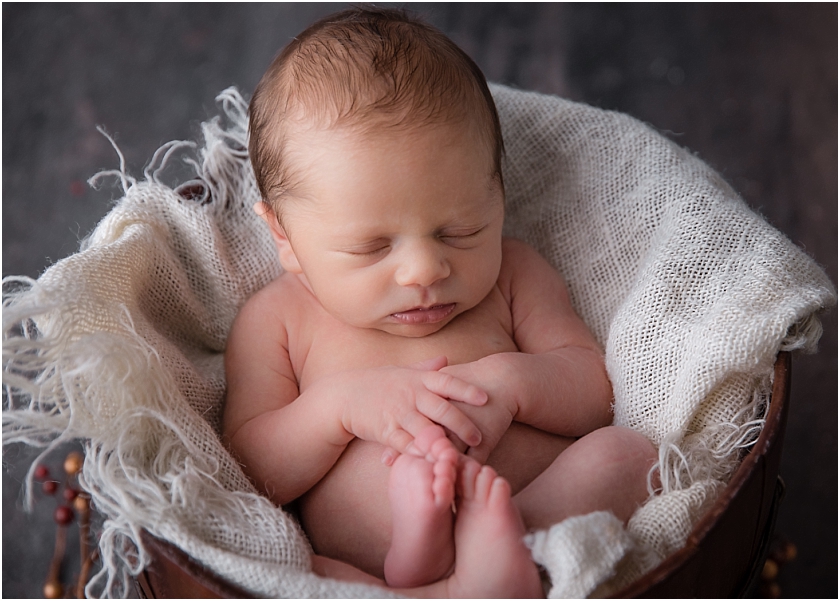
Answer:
[
  {"left": 408, "top": 355, "right": 448, "bottom": 372},
  {"left": 415, "top": 393, "right": 482, "bottom": 448},
  {"left": 381, "top": 447, "right": 399, "bottom": 466},
  {"left": 422, "top": 371, "right": 487, "bottom": 406},
  {"left": 384, "top": 428, "right": 425, "bottom": 460}
]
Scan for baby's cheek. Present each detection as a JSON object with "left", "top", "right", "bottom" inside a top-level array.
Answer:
[{"left": 469, "top": 258, "right": 502, "bottom": 302}]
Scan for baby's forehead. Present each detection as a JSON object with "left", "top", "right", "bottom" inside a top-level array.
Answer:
[
  {"left": 285, "top": 113, "right": 492, "bottom": 162},
  {"left": 288, "top": 102, "right": 468, "bottom": 137},
  {"left": 270, "top": 109, "right": 501, "bottom": 214},
  {"left": 279, "top": 117, "right": 501, "bottom": 209}
]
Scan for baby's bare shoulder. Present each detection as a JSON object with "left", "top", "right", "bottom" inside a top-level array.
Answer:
[
  {"left": 499, "top": 237, "right": 561, "bottom": 289},
  {"left": 500, "top": 236, "right": 541, "bottom": 264},
  {"left": 228, "top": 273, "right": 305, "bottom": 345},
  {"left": 245, "top": 272, "right": 310, "bottom": 313}
]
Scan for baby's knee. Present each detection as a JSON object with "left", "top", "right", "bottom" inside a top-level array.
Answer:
[
  {"left": 579, "top": 427, "right": 659, "bottom": 520},
  {"left": 581, "top": 426, "right": 658, "bottom": 476}
]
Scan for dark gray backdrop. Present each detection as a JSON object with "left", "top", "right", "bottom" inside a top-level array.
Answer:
[{"left": 3, "top": 4, "right": 836, "bottom": 598}]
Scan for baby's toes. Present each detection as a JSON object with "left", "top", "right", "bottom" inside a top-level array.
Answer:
[
  {"left": 433, "top": 452, "right": 457, "bottom": 477},
  {"left": 413, "top": 424, "right": 448, "bottom": 457},
  {"left": 432, "top": 453, "right": 457, "bottom": 506},
  {"left": 473, "top": 465, "right": 499, "bottom": 503},
  {"left": 432, "top": 476, "right": 455, "bottom": 508},
  {"left": 486, "top": 474, "right": 513, "bottom": 512},
  {"left": 456, "top": 457, "right": 482, "bottom": 500},
  {"left": 428, "top": 435, "right": 458, "bottom": 462}
]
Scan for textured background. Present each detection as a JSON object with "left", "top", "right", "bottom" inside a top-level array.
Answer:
[{"left": 3, "top": 4, "right": 836, "bottom": 598}]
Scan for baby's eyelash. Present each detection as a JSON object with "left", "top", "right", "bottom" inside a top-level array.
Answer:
[
  {"left": 440, "top": 226, "right": 485, "bottom": 239},
  {"left": 345, "top": 245, "right": 390, "bottom": 256}
]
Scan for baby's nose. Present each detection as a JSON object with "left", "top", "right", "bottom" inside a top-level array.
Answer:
[{"left": 394, "top": 242, "right": 450, "bottom": 288}]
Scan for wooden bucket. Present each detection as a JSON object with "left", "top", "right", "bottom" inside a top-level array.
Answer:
[{"left": 135, "top": 352, "right": 791, "bottom": 598}]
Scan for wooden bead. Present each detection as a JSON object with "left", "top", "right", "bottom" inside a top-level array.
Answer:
[
  {"left": 64, "top": 451, "right": 84, "bottom": 475},
  {"left": 43, "top": 581, "right": 63, "bottom": 598},
  {"left": 770, "top": 539, "right": 798, "bottom": 565},
  {"left": 74, "top": 495, "right": 90, "bottom": 513},
  {"left": 761, "top": 558, "right": 779, "bottom": 581},
  {"left": 783, "top": 541, "right": 797, "bottom": 562},
  {"left": 761, "top": 581, "right": 781, "bottom": 598},
  {"left": 42, "top": 480, "right": 58, "bottom": 495}
]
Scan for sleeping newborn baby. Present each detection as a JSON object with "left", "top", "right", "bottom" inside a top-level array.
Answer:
[{"left": 222, "top": 6, "right": 657, "bottom": 597}]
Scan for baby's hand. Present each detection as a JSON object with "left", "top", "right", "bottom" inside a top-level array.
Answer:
[
  {"left": 336, "top": 356, "right": 487, "bottom": 458},
  {"left": 440, "top": 357, "right": 517, "bottom": 464}
]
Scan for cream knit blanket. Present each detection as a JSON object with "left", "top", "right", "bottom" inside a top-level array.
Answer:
[{"left": 3, "top": 85, "right": 834, "bottom": 598}]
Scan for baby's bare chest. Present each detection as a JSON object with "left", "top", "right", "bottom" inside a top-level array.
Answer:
[{"left": 292, "top": 289, "right": 518, "bottom": 390}]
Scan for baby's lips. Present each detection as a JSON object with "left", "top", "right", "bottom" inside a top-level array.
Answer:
[{"left": 390, "top": 303, "right": 455, "bottom": 325}]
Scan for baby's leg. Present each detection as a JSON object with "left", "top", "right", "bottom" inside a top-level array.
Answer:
[
  {"left": 384, "top": 427, "right": 458, "bottom": 587},
  {"left": 514, "top": 426, "right": 658, "bottom": 530},
  {"left": 317, "top": 455, "right": 543, "bottom": 598},
  {"left": 444, "top": 458, "right": 543, "bottom": 598}
]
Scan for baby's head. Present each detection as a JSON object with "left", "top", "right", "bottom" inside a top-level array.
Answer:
[
  {"left": 249, "top": 7, "right": 506, "bottom": 337},
  {"left": 249, "top": 6, "right": 503, "bottom": 217}
]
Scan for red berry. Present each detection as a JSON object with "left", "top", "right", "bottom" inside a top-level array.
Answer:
[
  {"left": 42, "top": 480, "right": 58, "bottom": 495},
  {"left": 63, "top": 487, "right": 79, "bottom": 502},
  {"left": 54, "top": 505, "right": 74, "bottom": 526},
  {"left": 34, "top": 465, "right": 49, "bottom": 480}
]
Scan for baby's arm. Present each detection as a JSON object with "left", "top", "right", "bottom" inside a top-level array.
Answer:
[
  {"left": 223, "top": 289, "right": 347, "bottom": 505},
  {"left": 443, "top": 239, "right": 612, "bottom": 450},
  {"left": 497, "top": 238, "right": 613, "bottom": 433},
  {"left": 223, "top": 285, "right": 486, "bottom": 506}
]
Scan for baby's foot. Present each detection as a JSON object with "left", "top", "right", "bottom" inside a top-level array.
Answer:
[
  {"left": 412, "top": 425, "right": 462, "bottom": 505},
  {"left": 384, "top": 433, "right": 458, "bottom": 587},
  {"left": 446, "top": 459, "right": 543, "bottom": 599}
]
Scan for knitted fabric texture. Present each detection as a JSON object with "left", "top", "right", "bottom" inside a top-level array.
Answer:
[
  {"left": 3, "top": 85, "right": 835, "bottom": 598},
  {"left": 525, "top": 512, "right": 634, "bottom": 598}
]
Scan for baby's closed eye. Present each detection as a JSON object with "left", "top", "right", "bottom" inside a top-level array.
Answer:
[
  {"left": 438, "top": 226, "right": 487, "bottom": 248},
  {"left": 340, "top": 238, "right": 391, "bottom": 256}
]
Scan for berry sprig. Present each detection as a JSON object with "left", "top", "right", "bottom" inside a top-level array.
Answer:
[
  {"left": 33, "top": 450, "right": 96, "bottom": 599},
  {"left": 758, "top": 538, "right": 798, "bottom": 598}
]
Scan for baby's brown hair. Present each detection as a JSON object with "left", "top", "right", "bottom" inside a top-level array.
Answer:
[{"left": 248, "top": 6, "right": 504, "bottom": 213}]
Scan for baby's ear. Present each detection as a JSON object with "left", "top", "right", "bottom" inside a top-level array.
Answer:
[{"left": 254, "top": 202, "right": 303, "bottom": 274}]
